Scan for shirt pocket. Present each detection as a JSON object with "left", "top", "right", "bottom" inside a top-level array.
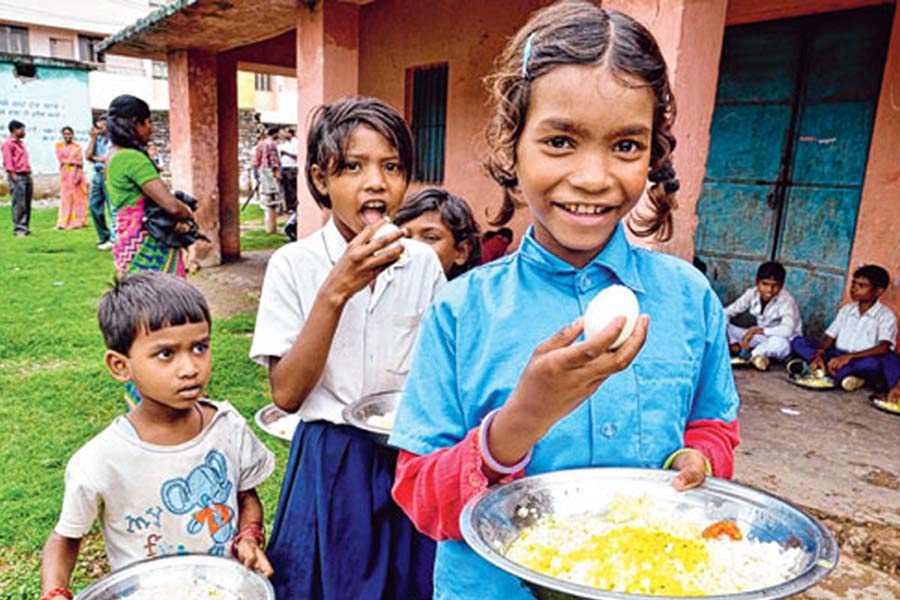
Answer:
[
  {"left": 384, "top": 312, "right": 423, "bottom": 379},
  {"left": 633, "top": 359, "right": 696, "bottom": 466}
]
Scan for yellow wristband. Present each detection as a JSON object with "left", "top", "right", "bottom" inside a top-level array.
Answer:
[{"left": 662, "top": 448, "right": 712, "bottom": 475}]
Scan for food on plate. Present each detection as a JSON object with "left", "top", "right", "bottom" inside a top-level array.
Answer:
[
  {"left": 873, "top": 398, "right": 900, "bottom": 413},
  {"left": 793, "top": 374, "right": 834, "bottom": 389},
  {"left": 583, "top": 285, "right": 639, "bottom": 349},
  {"left": 124, "top": 581, "right": 243, "bottom": 600},
  {"left": 366, "top": 409, "right": 397, "bottom": 430},
  {"left": 504, "top": 494, "right": 805, "bottom": 596}
]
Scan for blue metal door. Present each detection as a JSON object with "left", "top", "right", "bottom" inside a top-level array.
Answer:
[{"left": 695, "top": 6, "right": 892, "bottom": 335}]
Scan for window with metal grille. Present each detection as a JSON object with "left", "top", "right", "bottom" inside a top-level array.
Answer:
[
  {"left": 151, "top": 60, "right": 168, "bottom": 79},
  {"left": 78, "top": 35, "right": 104, "bottom": 63},
  {"left": 0, "top": 25, "right": 29, "bottom": 55},
  {"left": 255, "top": 73, "right": 272, "bottom": 91},
  {"left": 408, "top": 63, "right": 448, "bottom": 183}
]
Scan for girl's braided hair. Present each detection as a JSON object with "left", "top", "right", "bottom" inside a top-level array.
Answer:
[
  {"left": 484, "top": 0, "right": 678, "bottom": 241},
  {"left": 107, "top": 94, "right": 158, "bottom": 172}
]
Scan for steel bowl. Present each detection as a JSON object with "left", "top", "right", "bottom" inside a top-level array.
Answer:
[
  {"left": 341, "top": 390, "right": 403, "bottom": 445},
  {"left": 460, "top": 468, "right": 838, "bottom": 600},
  {"left": 254, "top": 403, "right": 300, "bottom": 441},
  {"left": 75, "top": 554, "right": 274, "bottom": 599}
]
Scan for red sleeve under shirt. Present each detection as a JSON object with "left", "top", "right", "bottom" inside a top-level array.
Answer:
[{"left": 392, "top": 418, "right": 739, "bottom": 542}]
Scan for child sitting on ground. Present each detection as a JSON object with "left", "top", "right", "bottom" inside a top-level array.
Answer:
[
  {"left": 725, "top": 261, "right": 802, "bottom": 371},
  {"left": 393, "top": 187, "right": 481, "bottom": 280},
  {"left": 790, "top": 265, "right": 898, "bottom": 392},
  {"left": 40, "top": 273, "right": 275, "bottom": 600}
]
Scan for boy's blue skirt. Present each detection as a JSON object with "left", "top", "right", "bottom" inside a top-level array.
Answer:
[{"left": 267, "top": 420, "right": 436, "bottom": 600}]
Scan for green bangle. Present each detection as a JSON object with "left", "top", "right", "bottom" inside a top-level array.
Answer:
[{"left": 662, "top": 448, "right": 712, "bottom": 475}]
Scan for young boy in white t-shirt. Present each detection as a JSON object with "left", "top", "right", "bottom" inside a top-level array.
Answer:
[
  {"left": 790, "top": 265, "right": 899, "bottom": 392},
  {"left": 40, "top": 273, "right": 275, "bottom": 600},
  {"left": 725, "top": 261, "right": 802, "bottom": 371}
]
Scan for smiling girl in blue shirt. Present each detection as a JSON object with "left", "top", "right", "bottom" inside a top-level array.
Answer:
[{"left": 389, "top": 2, "right": 742, "bottom": 599}]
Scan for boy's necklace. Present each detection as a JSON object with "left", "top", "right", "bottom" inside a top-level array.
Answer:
[{"left": 195, "top": 403, "right": 205, "bottom": 434}]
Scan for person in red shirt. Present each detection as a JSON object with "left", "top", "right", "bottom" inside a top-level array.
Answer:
[
  {"left": 2, "top": 119, "right": 33, "bottom": 237},
  {"left": 479, "top": 227, "right": 513, "bottom": 264}
]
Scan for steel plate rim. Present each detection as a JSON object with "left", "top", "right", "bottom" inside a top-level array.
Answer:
[
  {"left": 459, "top": 467, "right": 838, "bottom": 600},
  {"left": 74, "top": 553, "right": 275, "bottom": 599}
]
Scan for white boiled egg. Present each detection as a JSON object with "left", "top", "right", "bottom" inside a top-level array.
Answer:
[
  {"left": 372, "top": 221, "right": 402, "bottom": 251},
  {"left": 583, "top": 284, "right": 639, "bottom": 349}
]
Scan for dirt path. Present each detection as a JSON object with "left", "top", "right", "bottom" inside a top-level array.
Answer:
[{"left": 188, "top": 249, "right": 274, "bottom": 319}]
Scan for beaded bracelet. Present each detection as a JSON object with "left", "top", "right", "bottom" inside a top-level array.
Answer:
[
  {"left": 41, "top": 587, "right": 73, "bottom": 600},
  {"left": 478, "top": 408, "right": 533, "bottom": 476},
  {"left": 230, "top": 525, "right": 266, "bottom": 557}
]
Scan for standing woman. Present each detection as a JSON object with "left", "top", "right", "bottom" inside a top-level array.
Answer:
[
  {"left": 54, "top": 126, "right": 88, "bottom": 230},
  {"left": 105, "top": 95, "right": 194, "bottom": 278}
]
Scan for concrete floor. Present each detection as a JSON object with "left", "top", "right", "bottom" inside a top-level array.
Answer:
[{"left": 732, "top": 367, "right": 900, "bottom": 597}]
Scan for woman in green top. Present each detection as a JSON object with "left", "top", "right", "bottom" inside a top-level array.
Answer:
[{"left": 106, "top": 95, "right": 194, "bottom": 278}]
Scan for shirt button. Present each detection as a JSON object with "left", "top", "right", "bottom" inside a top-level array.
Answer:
[
  {"left": 601, "top": 423, "right": 617, "bottom": 437},
  {"left": 468, "top": 473, "right": 482, "bottom": 488}
]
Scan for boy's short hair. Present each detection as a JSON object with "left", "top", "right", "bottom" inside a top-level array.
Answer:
[
  {"left": 854, "top": 264, "right": 890, "bottom": 290},
  {"left": 267, "top": 125, "right": 280, "bottom": 137},
  {"left": 756, "top": 261, "right": 786, "bottom": 284},
  {"left": 305, "top": 97, "right": 413, "bottom": 209},
  {"left": 95, "top": 113, "right": 108, "bottom": 124},
  {"left": 98, "top": 273, "right": 211, "bottom": 355},
  {"left": 8, "top": 119, "right": 24, "bottom": 132}
]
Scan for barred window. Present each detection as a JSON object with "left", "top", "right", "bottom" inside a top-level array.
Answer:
[
  {"left": 78, "top": 35, "right": 105, "bottom": 63},
  {"left": 0, "top": 25, "right": 29, "bottom": 55},
  {"left": 408, "top": 63, "right": 448, "bottom": 183},
  {"left": 255, "top": 73, "right": 272, "bottom": 91}
]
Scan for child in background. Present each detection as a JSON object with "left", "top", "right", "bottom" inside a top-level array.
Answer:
[
  {"left": 40, "top": 273, "right": 274, "bottom": 600},
  {"left": 790, "top": 265, "right": 898, "bottom": 392},
  {"left": 250, "top": 97, "right": 444, "bottom": 600},
  {"left": 393, "top": 187, "right": 481, "bottom": 279},
  {"left": 389, "top": 3, "right": 741, "bottom": 599},
  {"left": 725, "top": 261, "right": 802, "bottom": 371},
  {"left": 480, "top": 227, "right": 514, "bottom": 263}
]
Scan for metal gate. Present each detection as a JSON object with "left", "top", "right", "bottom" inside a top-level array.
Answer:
[{"left": 695, "top": 6, "right": 892, "bottom": 335}]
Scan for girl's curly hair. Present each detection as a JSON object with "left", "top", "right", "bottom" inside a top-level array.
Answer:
[{"left": 483, "top": 0, "right": 678, "bottom": 241}]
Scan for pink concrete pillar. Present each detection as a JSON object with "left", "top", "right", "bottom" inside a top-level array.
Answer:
[
  {"left": 848, "top": 7, "right": 900, "bottom": 325},
  {"left": 217, "top": 54, "right": 240, "bottom": 261},
  {"left": 294, "top": 0, "right": 360, "bottom": 239},
  {"left": 167, "top": 48, "right": 221, "bottom": 266},
  {"left": 606, "top": 0, "right": 729, "bottom": 260}
]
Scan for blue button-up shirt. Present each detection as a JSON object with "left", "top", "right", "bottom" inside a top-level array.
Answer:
[
  {"left": 92, "top": 135, "right": 109, "bottom": 173},
  {"left": 391, "top": 224, "right": 740, "bottom": 600}
]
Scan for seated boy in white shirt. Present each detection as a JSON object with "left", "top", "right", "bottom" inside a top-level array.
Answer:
[
  {"left": 725, "top": 261, "right": 802, "bottom": 371},
  {"left": 40, "top": 273, "right": 275, "bottom": 600},
  {"left": 790, "top": 265, "right": 898, "bottom": 392}
]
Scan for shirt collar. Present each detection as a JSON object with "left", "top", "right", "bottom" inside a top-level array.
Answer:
[{"left": 517, "top": 223, "right": 645, "bottom": 293}]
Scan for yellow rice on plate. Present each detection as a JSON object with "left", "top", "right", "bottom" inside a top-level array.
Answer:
[{"left": 504, "top": 495, "right": 805, "bottom": 596}]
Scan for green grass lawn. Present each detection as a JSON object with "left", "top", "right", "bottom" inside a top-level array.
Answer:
[
  {"left": 239, "top": 203, "right": 292, "bottom": 252},
  {"left": 0, "top": 206, "right": 289, "bottom": 597}
]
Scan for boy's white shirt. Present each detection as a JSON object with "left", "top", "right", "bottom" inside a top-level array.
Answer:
[
  {"left": 249, "top": 219, "right": 446, "bottom": 424},
  {"left": 54, "top": 401, "right": 274, "bottom": 571},
  {"left": 724, "top": 286, "right": 803, "bottom": 339},
  {"left": 826, "top": 300, "right": 897, "bottom": 352},
  {"left": 278, "top": 139, "right": 298, "bottom": 168}
]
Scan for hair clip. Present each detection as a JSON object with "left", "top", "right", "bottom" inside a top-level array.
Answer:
[{"left": 521, "top": 32, "right": 536, "bottom": 79}]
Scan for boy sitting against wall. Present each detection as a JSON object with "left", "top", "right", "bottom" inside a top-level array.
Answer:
[
  {"left": 725, "top": 261, "right": 802, "bottom": 371},
  {"left": 789, "top": 265, "right": 898, "bottom": 392}
]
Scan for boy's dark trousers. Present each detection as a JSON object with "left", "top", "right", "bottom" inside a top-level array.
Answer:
[
  {"left": 281, "top": 167, "right": 298, "bottom": 213},
  {"left": 792, "top": 336, "right": 900, "bottom": 389},
  {"left": 89, "top": 170, "right": 112, "bottom": 244},
  {"left": 7, "top": 172, "right": 32, "bottom": 235}
]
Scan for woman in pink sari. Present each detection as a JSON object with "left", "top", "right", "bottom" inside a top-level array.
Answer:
[{"left": 54, "top": 127, "right": 88, "bottom": 229}]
